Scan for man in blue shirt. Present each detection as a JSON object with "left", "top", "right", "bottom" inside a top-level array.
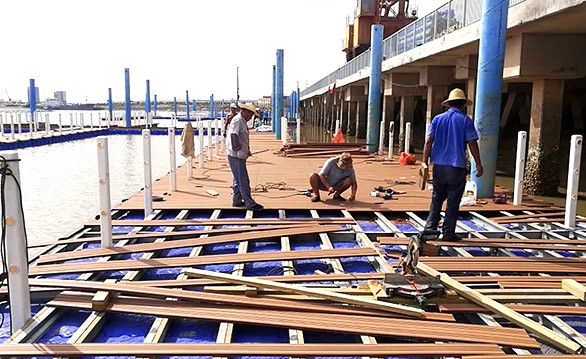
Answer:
[{"left": 422, "top": 88, "right": 483, "bottom": 241}]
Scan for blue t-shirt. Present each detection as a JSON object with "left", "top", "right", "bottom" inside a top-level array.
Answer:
[{"left": 428, "top": 108, "right": 479, "bottom": 168}]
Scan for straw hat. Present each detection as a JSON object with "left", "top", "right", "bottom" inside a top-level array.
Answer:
[
  {"left": 337, "top": 152, "right": 353, "bottom": 170},
  {"left": 238, "top": 103, "right": 258, "bottom": 115},
  {"left": 441, "top": 88, "right": 473, "bottom": 107}
]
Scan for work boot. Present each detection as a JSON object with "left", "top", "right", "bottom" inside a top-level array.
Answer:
[
  {"left": 248, "top": 203, "right": 264, "bottom": 211},
  {"left": 311, "top": 195, "right": 321, "bottom": 203}
]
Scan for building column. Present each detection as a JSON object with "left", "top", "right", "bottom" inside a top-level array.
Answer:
[
  {"left": 356, "top": 100, "right": 367, "bottom": 139},
  {"left": 399, "top": 95, "right": 416, "bottom": 152},
  {"left": 347, "top": 101, "right": 357, "bottom": 136},
  {"left": 340, "top": 100, "right": 348, "bottom": 133},
  {"left": 525, "top": 79, "right": 565, "bottom": 196},
  {"left": 382, "top": 96, "right": 395, "bottom": 145},
  {"left": 466, "top": 78, "right": 476, "bottom": 118},
  {"left": 426, "top": 85, "right": 449, "bottom": 125}
]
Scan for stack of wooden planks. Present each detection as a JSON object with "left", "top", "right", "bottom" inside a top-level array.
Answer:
[{"left": 280, "top": 143, "right": 372, "bottom": 157}]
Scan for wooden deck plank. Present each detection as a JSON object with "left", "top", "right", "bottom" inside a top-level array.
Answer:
[
  {"left": 0, "top": 343, "right": 504, "bottom": 356},
  {"left": 30, "top": 247, "right": 379, "bottom": 276},
  {"left": 37, "top": 225, "right": 343, "bottom": 264}
]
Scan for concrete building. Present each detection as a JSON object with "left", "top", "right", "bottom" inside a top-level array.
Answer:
[
  {"left": 54, "top": 91, "right": 67, "bottom": 104},
  {"left": 301, "top": 0, "right": 586, "bottom": 196},
  {"left": 259, "top": 96, "right": 271, "bottom": 109}
]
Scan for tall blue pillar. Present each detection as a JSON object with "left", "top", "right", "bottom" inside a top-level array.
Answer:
[
  {"left": 173, "top": 97, "right": 178, "bottom": 116},
  {"left": 296, "top": 88, "right": 301, "bottom": 118},
  {"left": 192, "top": 100, "right": 196, "bottom": 112},
  {"left": 366, "top": 24, "right": 384, "bottom": 152},
  {"left": 28, "top": 79, "right": 36, "bottom": 114},
  {"left": 272, "top": 65, "right": 276, "bottom": 132},
  {"left": 209, "top": 94, "right": 215, "bottom": 118},
  {"left": 185, "top": 90, "right": 190, "bottom": 120},
  {"left": 107, "top": 87, "right": 113, "bottom": 119},
  {"left": 154, "top": 94, "right": 158, "bottom": 115},
  {"left": 124, "top": 68, "right": 131, "bottom": 127},
  {"left": 471, "top": 0, "right": 510, "bottom": 198},
  {"left": 275, "top": 49, "right": 284, "bottom": 140},
  {"left": 145, "top": 80, "right": 151, "bottom": 114}
]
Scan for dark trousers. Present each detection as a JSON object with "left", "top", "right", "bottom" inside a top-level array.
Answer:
[
  {"left": 424, "top": 165, "right": 467, "bottom": 241},
  {"left": 227, "top": 155, "right": 256, "bottom": 208}
]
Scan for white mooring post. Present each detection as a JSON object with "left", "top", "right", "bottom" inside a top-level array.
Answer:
[
  {"left": 513, "top": 131, "right": 527, "bottom": 206},
  {"left": 96, "top": 137, "right": 113, "bottom": 248},
  {"left": 10, "top": 113, "right": 15, "bottom": 139},
  {"left": 17, "top": 113, "right": 22, "bottom": 134},
  {"left": 97, "top": 112, "right": 102, "bottom": 129},
  {"left": 106, "top": 112, "right": 111, "bottom": 129},
  {"left": 89, "top": 113, "right": 94, "bottom": 129},
  {"left": 215, "top": 119, "right": 220, "bottom": 156},
  {"left": 169, "top": 127, "right": 177, "bottom": 191},
  {"left": 0, "top": 113, "right": 4, "bottom": 138},
  {"left": 80, "top": 113, "right": 85, "bottom": 130},
  {"left": 281, "top": 117, "right": 287, "bottom": 146},
  {"left": 387, "top": 122, "right": 395, "bottom": 160},
  {"left": 565, "top": 135, "right": 583, "bottom": 228},
  {"left": 378, "top": 119, "right": 385, "bottom": 156},
  {"left": 335, "top": 119, "right": 341, "bottom": 133},
  {"left": 405, "top": 122, "right": 412, "bottom": 154},
  {"left": 58, "top": 114, "right": 62, "bottom": 133},
  {"left": 207, "top": 121, "right": 213, "bottom": 162},
  {"left": 142, "top": 129, "right": 153, "bottom": 217},
  {"left": 75, "top": 112, "right": 79, "bottom": 128},
  {"left": 45, "top": 114, "right": 50, "bottom": 135},
  {"left": 28, "top": 114, "right": 33, "bottom": 138},
  {"left": 198, "top": 121, "right": 204, "bottom": 170},
  {"left": 220, "top": 119, "right": 226, "bottom": 153},
  {"left": 296, "top": 118, "right": 301, "bottom": 144},
  {"left": 2, "top": 152, "right": 32, "bottom": 332}
]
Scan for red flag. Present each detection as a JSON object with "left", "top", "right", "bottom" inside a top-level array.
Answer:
[{"left": 329, "top": 83, "right": 336, "bottom": 95}]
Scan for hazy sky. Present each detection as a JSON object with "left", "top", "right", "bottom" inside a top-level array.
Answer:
[{"left": 0, "top": 0, "right": 443, "bottom": 103}]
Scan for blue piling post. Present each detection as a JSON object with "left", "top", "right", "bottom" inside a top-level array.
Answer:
[
  {"left": 272, "top": 65, "right": 276, "bottom": 133},
  {"left": 107, "top": 87, "right": 113, "bottom": 119},
  {"left": 192, "top": 100, "right": 196, "bottom": 113},
  {"left": 275, "top": 49, "right": 284, "bottom": 140},
  {"left": 154, "top": 94, "right": 158, "bottom": 115},
  {"left": 209, "top": 94, "right": 215, "bottom": 118},
  {"left": 471, "top": 0, "right": 510, "bottom": 198},
  {"left": 28, "top": 79, "right": 36, "bottom": 114},
  {"left": 124, "top": 68, "right": 131, "bottom": 127},
  {"left": 145, "top": 80, "right": 151, "bottom": 114},
  {"left": 185, "top": 90, "right": 190, "bottom": 120},
  {"left": 366, "top": 24, "right": 383, "bottom": 153},
  {"left": 296, "top": 88, "right": 301, "bottom": 118},
  {"left": 173, "top": 97, "right": 178, "bottom": 116}
]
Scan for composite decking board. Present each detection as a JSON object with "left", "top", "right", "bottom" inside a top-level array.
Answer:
[
  {"left": 29, "top": 247, "right": 378, "bottom": 275},
  {"left": 490, "top": 211, "right": 567, "bottom": 222},
  {"left": 39, "top": 223, "right": 317, "bottom": 248},
  {"left": 123, "top": 273, "right": 387, "bottom": 287},
  {"left": 37, "top": 225, "right": 343, "bottom": 264},
  {"left": 379, "top": 238, "right": 586, "bottom": 252},
  {"left": 27, "top": 278, "right": 452, "bottom": 321},
  {"left": 48, "top": 294, "right": 539, "bottom": 348},
  {"left": 87, "top": 218, "right": 355, "bottom": 226},
  {"left": 379, "top": 236, "right": 586, "bottom": 246},
  {"left": 439, "top": 303, "right": 586, "bottom": 316},
  {"left": 0, "top": 343, "right": 505, "bottom": 356},
  {"left": 185, "top": 268, "right": 423, "bottom": 318}
]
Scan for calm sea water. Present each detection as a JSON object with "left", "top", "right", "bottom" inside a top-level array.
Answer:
[{"left": 9, "top": 134, "right": 188, "bottom": 255}]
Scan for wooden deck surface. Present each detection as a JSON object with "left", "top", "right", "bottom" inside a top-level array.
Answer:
[{"left": 116, "top": 132, "right": 555, "bottom": 212}]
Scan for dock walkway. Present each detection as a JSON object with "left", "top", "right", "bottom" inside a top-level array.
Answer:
[{"left": 117, "top": 132, "right": 553, "bottom": 212}]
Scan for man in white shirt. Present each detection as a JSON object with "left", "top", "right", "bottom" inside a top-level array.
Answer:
[{"left": 226, "top": 103, "right": 263, "bottom": 211}]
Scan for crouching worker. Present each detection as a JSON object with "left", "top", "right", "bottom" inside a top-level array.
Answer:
[{"left": 309, "top": 152, "right": 357, "bottom": 203}]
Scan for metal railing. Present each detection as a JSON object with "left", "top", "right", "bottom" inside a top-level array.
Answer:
[{"left": 302, "top": 0, "right": 529, "bottom": 97}]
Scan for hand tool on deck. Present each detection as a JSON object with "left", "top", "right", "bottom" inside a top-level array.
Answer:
[{"left": 418, "top": 163, "right": 429, "bottom": 190}]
